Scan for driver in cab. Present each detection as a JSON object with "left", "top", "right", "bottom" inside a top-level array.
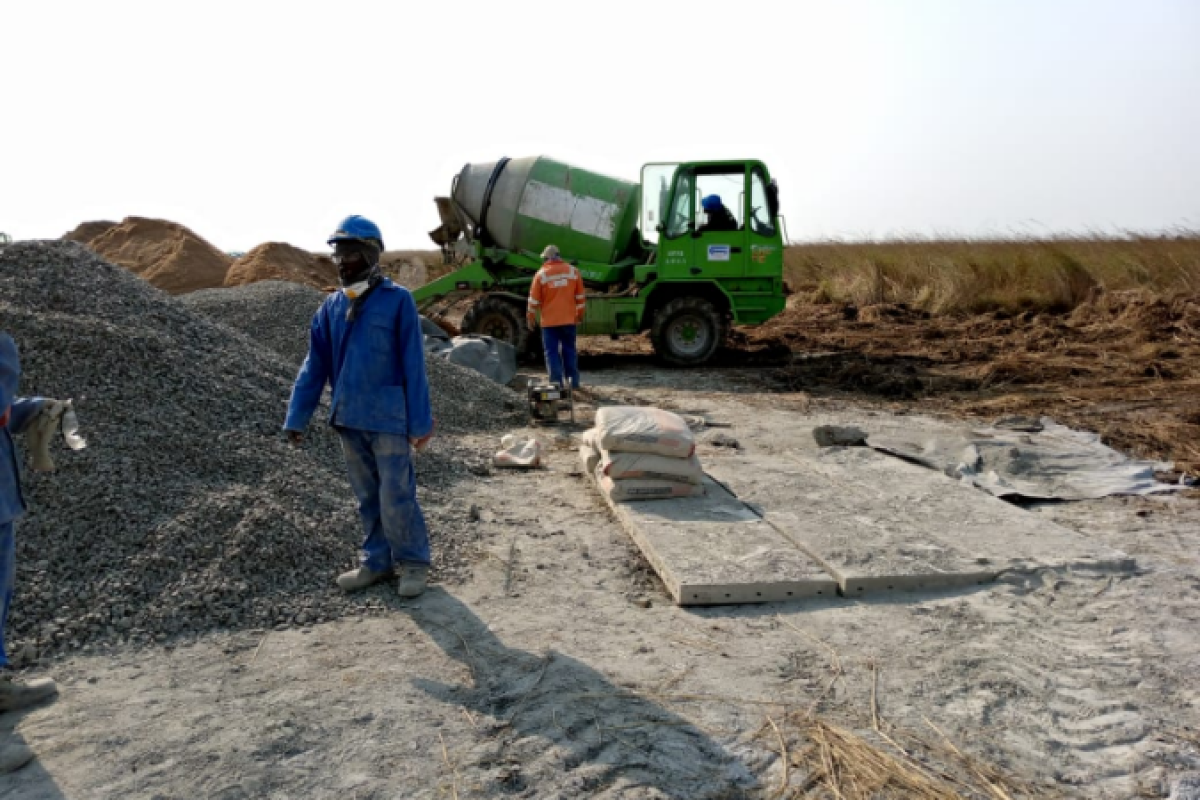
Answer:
[{"left": 697, "top": 194, "right": 739, "bottom": 233}]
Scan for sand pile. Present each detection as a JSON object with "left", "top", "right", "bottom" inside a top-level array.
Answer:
[
  {"left": 380, "top": 250, "right": 431, "bottom": 288},
  {"left": 224, "top": 242, "right": 338, "bottom": 290},
  {"left": 62, "top": 220, "right": 119, "bottom": 244},
  {"left": 73, "top": 216, "right": 231, "bottom": 294}
]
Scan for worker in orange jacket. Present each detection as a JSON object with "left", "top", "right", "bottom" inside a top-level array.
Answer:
[{"left": 526, "top": 245, "right": 586, "bottom": 389}]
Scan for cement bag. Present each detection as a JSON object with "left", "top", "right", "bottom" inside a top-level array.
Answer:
[
  {"left": 598, "top": 473, "right": 706, "bottom": 502},
  {"left": 594, "top": 406, "right": 695, "bottom": 458},
  {"left": 579, "top": 429, "right": 601, "bottom": 475},
  {"left": 600, "top": 450, "right": 703, "bottom": 485}
]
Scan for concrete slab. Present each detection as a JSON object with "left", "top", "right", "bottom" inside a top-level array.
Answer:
[
  {"left": 594, "top": 475, "right": 838, "bottom": 606},
  {"left": 706, "top": 447, "right": 1134, "bottom": 596}
]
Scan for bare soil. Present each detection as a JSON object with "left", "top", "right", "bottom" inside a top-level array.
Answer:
[
  {"left": 5, "top": 287, "right": 1200, "bottom": 797},
  {"left": 4, "top": 359, "right": 1199, "bottom": 799}
]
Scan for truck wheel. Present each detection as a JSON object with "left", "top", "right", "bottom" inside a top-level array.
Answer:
[
  {"left": 650, "top": 297, "right": 726, "bottom": 366},
  {"left": 461, "top": 295, "right": 540, "bottom": 362}
]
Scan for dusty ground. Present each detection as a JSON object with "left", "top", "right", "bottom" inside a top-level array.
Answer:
[{"left": 3, "top": 359, "right": 1199, "bottom": 799}]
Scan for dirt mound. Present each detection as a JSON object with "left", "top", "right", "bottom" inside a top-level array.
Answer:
[
  {"left": 380, "top": 250, "right": 433, "bottom": 288},
  {"left": 224, "top": 242, "right": 338, "bottom": 290},
  {"left": 84, "top": 216, "right": 231, "bottom": 294},
  {"left": 62, "top": 220, "right": 119, "bottom": 244}
]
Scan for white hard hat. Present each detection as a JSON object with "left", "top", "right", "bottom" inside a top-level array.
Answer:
[{"left": 541, "top": 245, "right": 560, "bottom": 260}]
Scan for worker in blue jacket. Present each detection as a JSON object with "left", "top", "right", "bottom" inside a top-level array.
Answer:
[
  {"left": 1, "top": 333, "right": 60, "bottom": 774},
  {"left": 283, "top": 216, "right": 436, "bottom": 598}
]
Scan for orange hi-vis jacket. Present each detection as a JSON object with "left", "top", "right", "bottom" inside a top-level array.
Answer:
[{"left": 527, "top": 259, "right": 586, "bottom": 327}]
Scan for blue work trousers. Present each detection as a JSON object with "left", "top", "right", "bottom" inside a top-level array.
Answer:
[
  {"left": 541, "top": 325, "right": 580, "bottom": 389},
  {"left": 338, "top": 429, "right": 430, "bottom": 573},
  {"left": 0, "top": 522, "right": 13, "bottom": 668}
]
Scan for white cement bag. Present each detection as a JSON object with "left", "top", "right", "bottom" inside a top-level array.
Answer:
[
  {"left": 600, "top": 450, "right": 703, "bottom": 485},
  {"left": 598, "top": 473, "right": 706, "bottom": 502},
  {"left": 594, "top": 406, "right": 695, "bottom": 458},
  {"left": 579, "top": 429, "right": 602, "bottom": 475}
]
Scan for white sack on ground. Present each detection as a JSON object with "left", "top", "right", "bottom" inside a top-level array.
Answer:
[
  {"left": 600, "top": 450, "right": 703, "bottom": 485},
  {"left": 869, "top": 416, "right": 1185, "bottom": 501},
  {"left": 594, "top": 406, "right": 695, "bottom": 459}
]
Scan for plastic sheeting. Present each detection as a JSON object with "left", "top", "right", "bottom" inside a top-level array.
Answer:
[
  {"left": 868, "top": 416, "right": 1185, "bottom": 501},
  {"left": 420, "top": 317, "right": 518, "bottom": 385}
]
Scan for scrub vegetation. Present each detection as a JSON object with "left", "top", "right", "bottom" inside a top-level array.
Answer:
[{"left": 782, "top": 232, "right": 1200, "bottom": 315}]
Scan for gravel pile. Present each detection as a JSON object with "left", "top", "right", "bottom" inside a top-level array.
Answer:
[
  {"left": 0, "top": 241, "right": 516, "bottom": 662},
  {"left": 179, "top": 280, "right": 325, "bottom": 368},
  {"left": 179, "top": 280, "right": 526, "bottom": 435}
]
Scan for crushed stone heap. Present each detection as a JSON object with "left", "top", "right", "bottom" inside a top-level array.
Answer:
[
  {"left": 224, "top": 242, "right": 338, "bottom": 291},
  {"left": 0, "top": 240, "right": 519, "bottom": 662},
  {"left": 65, "top": 216, "right": 231, "bottom": 295},
  {"left": 178, "top": 281, "right": 525, "bottom": 434}
]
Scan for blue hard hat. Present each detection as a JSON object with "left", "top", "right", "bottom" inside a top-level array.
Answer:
[
  {"left": 701, "top": 195, "right": 723, "bottom": 213},
  {"left": 328, "top": 215, "right": 385, "bottom": 250}
]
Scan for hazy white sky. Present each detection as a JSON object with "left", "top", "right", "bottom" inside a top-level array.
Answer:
[{"left": 2, "top": 0, "right": 1197, "bottom": 252}]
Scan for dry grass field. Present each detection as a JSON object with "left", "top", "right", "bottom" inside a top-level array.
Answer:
[{"left": 782, "top": 233, "right": 1200, "bottom": 315}]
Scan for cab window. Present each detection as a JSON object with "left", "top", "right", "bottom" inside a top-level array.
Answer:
[
  {"left": 749, "top": 169, "right": 776, "bottom": 237},
  {"left": 694, "top": 167, "right": 745, "bottom": 234}
]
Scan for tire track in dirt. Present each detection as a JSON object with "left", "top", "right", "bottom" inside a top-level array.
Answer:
[{"left": 925, "top": 572, "right": 1168, "bottom": 797}]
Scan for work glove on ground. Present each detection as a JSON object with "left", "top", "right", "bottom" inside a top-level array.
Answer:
[{"left": 25, "top": 399, "right": 85, "bottom": 472}]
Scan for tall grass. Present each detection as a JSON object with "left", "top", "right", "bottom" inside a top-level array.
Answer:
[{"left": 783, "top": 233, "right": 1200, "bottom": 315}]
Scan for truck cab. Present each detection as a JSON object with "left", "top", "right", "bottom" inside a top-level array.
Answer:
[{"left": 626, "top": 160, "right": 786, "bottom": 363}]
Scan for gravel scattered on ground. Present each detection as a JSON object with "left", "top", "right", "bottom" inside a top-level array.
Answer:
[{"left": 0, "top": 241, "right": 517, "bottom": 663}]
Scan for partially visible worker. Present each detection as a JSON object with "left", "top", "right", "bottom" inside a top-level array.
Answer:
[
  {"left": 1, "top": 332, "right": 61, "bottom": 775},
  {"left": 526, "top": 245, "right": 586, "bottom": 390},
  {"left": 283, "top": 216, "right": 436, "bottom": 599},
  {"left": 698, "top": 194, "right": 739, "bottom": 233}
]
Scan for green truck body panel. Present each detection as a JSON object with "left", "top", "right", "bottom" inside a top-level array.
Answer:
[{"left": 415, "top": 157, "right": 788, "bottom": 358}]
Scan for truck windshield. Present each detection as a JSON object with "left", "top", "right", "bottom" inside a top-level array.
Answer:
[{"left": 640, "top": 163, "right": 679, "bottom": 244}]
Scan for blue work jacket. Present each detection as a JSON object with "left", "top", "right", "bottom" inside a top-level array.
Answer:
[
  {"left": 284, "top": 280, "right": 434, "bottom": 438},
  {"left": 1, "top": 334, "right": 44, "bottom": 524}
]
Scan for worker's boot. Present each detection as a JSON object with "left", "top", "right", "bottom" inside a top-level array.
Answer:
[
  {"left": 396, "top": 564, "right": 429, "bottom": 599},
  {"left": 0, "top": 741, "right": 36, "bottom": 775},
  {"left": 336, "top": 566, "right": 392, "bottom": 593},
  {"left": 0, "top": 674, "right": 58, "bottom": 713}
]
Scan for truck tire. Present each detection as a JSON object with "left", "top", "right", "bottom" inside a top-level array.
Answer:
[
  {"left": 461, "top": 295, "right": 540, "bottom": 362},
  {"left": 650, "top": 297, "right": 726, "bottom": 366}
]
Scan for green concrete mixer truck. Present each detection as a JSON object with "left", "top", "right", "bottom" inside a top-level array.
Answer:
[{"left": 414, "top": 156, "right": 788, "bottom": 366}]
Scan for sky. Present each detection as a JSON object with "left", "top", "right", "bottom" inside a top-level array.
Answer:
[{"left": 2, "top": 0, "right": 1198, "bottom": 253}]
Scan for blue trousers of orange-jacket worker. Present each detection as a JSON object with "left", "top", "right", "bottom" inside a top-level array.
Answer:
[
  {"left": 542, "top": 325, "right": 580, "bottom": 389},
  {"left": 338, "top": 428, "right": 430, "bottom": 573}
]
